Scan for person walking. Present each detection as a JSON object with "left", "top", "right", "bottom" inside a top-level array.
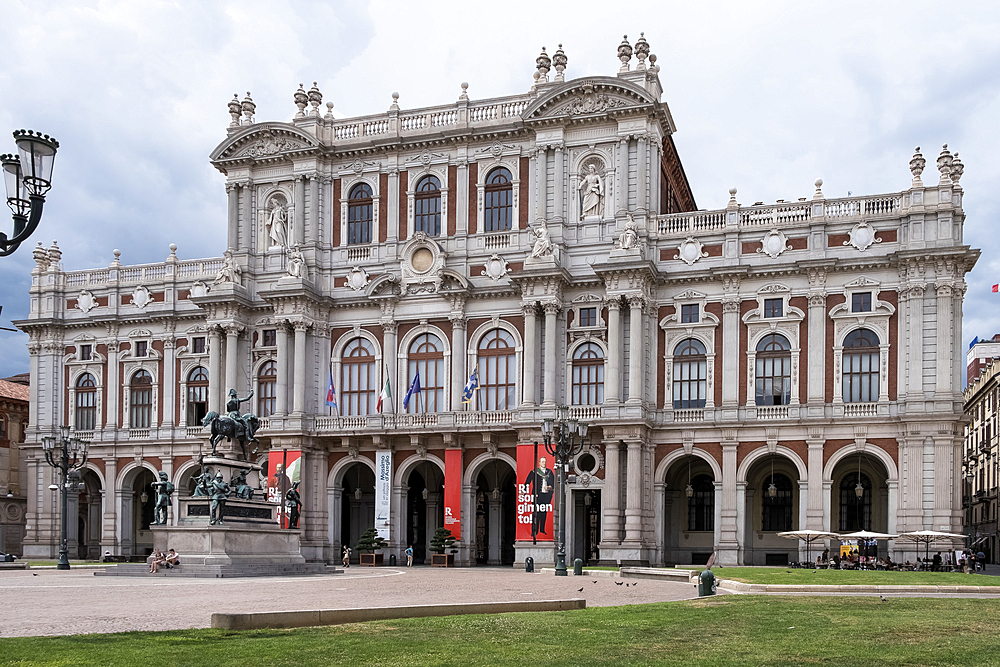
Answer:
[
  {"left": 342, "top": 545, "right": 351, "bottom": 568},
  {"left": 405, "top": 545, "right": 414, "bottom": 567}
]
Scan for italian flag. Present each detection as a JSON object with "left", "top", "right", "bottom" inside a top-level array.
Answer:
[{"left": 376, "top": 377, "right": 393, "bottom": 413}]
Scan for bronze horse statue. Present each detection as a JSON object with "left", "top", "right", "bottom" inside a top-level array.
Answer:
[{"left": 201, "top": 411, "right": 259, "bottom": 461}]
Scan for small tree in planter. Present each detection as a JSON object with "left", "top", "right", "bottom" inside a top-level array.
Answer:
[
  {"left": 429, "top": 527, "right": 458, "bottom": 567},
  {"left": 357, "top": 528, "right": 388, "bottom": 566}
]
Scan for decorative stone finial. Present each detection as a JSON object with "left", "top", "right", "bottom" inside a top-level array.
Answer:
[
  {"left": 294, "top": 83, "right": 308, "bottom": 118},
  {"left": 168, "top": 243, "right": 178, "bottom": 261},
  {"left": 937, "top": 144, "right": 953, "bottom": 184},
  {"left": 47, "top": 240, "right": 61, "bottom": 268},
  {"left": 727, "top": 187, "right": 738, "bottom": 209},
  {"left": 390, "top": 92, "right": 400, "bottom": 111},
  {"left": 909, "top": 146, "right": 925, "bottom": 185},
  {"left": 112, "top": 249, "right": 121, "bottom": 267},
  {"left": 648, "top": 53, "right": 660, "bottom": 75},
  {"left": 634, "top": 33, "right": 650, "bottom": 69},
  {"left": 459, "top": 82, "right": 469, "bottom": 101},
  {"left": 324, "top": 101, "right": 335, "bottom": 121},
  {"left": 227, "top": 94, "right": 242, "bottom": 128},
  {"left": 32, "top": 241, "right": 49, "bottom": 271},
  {"left": 618, "top": 35, "right": 633, "bottom": 72},
  {"left": 308, "top": 82, "right": 322, "bottom": 116},
  {"left": 951, "top": 152, "right": 964, "bottom": 184},
  {"left": 552, "top": 44, "right": 567, "bottom": 82},
  {"left": 531, "top": 70, "right": 541, "bottom": 93},
  {"left": 536, "top": 47, "right": 551, "bottom": 81},
  {"left": 241, "top": 92, "right": 256, "bottom": 125},
  {"left": 813, "top": 178, "right": 824, "bottom": 200}
]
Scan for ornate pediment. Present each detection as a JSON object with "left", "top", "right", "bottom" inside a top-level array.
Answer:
[
  {"left": 210, "top": 123, "right": 321, "bottom": 163},
  {"left": 522, "top": 77, "right": 657, "bottom": 121}
]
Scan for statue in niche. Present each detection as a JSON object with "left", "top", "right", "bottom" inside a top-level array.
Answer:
[
  {"left": 578, "top": 164, "right": 605, "bottom": 218},
  {"left": 530, "top": 221, "right": 553, "bottom": 258},
  {"left": 265, "top": 200, "right": 288, "bottom": 248},
  {"left": 617, "top": 213, "right": 638, "bottom": 250},
  {"left": 286, "top": 244, "right": 305, "bottom": 278},
  {"left": 213, "top": 250, "right": 242, "bottom": 285}
]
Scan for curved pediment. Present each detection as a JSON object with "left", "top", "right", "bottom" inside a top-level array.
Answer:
[
  {"left": 210, "top": 123, "right": 322, "bottom": 163},
  {"left": 521, "top": 77, "right": 658, "bottom": 121}
]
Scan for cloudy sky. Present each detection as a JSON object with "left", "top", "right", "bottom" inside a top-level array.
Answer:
[{"left": 1, "top": 0, "right": 998, "bottom": 378}]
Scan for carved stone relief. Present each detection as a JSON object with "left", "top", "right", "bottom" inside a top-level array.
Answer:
[
  {"left": 844, "top": 220, "right": 881, "bottom": 252},
  {"left": 757, "top": 229, "right": 792, "bottom": 259},
  {"left": 674, "top": 238, "right": 708, "bottom": 265},
  {"left": 76, "top": 290, "right": 97, "bottom": 313},
  {"left": 481, "top": 254, "right": 511, "bottom": 281}
]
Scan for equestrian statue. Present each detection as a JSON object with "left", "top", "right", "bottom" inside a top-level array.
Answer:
[{"left": 201, "top": 389, "right": 260, "bottom": 461}]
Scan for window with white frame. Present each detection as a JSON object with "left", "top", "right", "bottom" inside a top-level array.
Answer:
[
  {"left": 414, "top": 175, "right": 442, "bottom": 236},
  {"left": 851, "top": 292, "right": 872, "bottom": 313},
  {"left": 763, "top": 298, "right": 783, "bottom": 318},
  {"left": 342, "top": 338, "right": 376, "bottom": 416},
  {"left": 571, "top": 342, "right": 605, "bottom": 406},
  {"left": 129, "top": 370, "right": 153, "bottom": 429},
  {"left": 191, "top": 336, "right": 206, "bottom": 354},
  {"left": 261, "top": 329, "right": 276, "bottom": 348},
  {"left": 257, "top": 361, "right": 277, "bottom": 417},
  {"left": 755, "top": 334, "right": 791, "bottom": 406},
  {"left": 79, "top": 344, "right": 92, "bottom": 361},
  {"left": 186, "top": 366, "right": 209, "bottom": 425},
  {"left": 681, "top": 304, "right": 699, "bottom": 324},
  {"left": 672, "top": 339, "right": 707, "bottom": 409},
  {"left": 408, "top": 333, "right": 444, "bottom": 412},
  {"left": 842, "top": 329, "right": 879, "bottom": 403},
  {"left": 483, "top": 167, "right": 512, "bottom": 232},
  {"left": 75, "top": 373, "right": 97, "bottom": 431},
  {"left": 348, "top": 183, "right": 374, "bottom": 244},
  {"left": 477, "top": 329, "right": 516, "bottom": 410},
  {"left": 688, "top": 474, "right": 714, "bottom": 531},
  {"left": 134, "top": 341, "right": 148, "bottom": 358}
]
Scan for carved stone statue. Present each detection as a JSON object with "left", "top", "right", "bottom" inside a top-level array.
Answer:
[
  {"left": 530, "top": 222, "right": 553, "bottom": 258},
  {"left": 266, "top": 201, "right": 288, "bottom": 248},
  {"left": 618, "top": 213, "right": 638, "bottom": 250},
  {"left": 152, "top": 471, "right": 174, "bottom": 525},
  {"left": 579, "top": 164, "right": 604, "bottom": 218},
  {"left": 209, "top": 472, "right": 230, "bottom": 525},
  {"left": 285, "top": 481, "right": 302, "bottom": 529},
  {"left": 213, "top": 250, "right": 242, "bottom": 285},
  {"left": 286, "top": 244, "right": 305, "bottom": 278}
]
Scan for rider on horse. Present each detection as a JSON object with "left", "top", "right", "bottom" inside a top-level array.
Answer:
[{"left": 226, "top": 389, "right": 257, "bottom": 442}]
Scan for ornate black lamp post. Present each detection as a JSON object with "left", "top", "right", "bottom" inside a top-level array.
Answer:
[
  {"left": 542, "top": 409, "right": 588, "bottom": 576},
  {"left": 41, "top": 426, "right": 88, "bottom": 570},
  {"left": 1, "top": 130, "right": 59, "bottom": 257}
]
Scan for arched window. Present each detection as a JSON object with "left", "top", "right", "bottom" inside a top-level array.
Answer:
[
  {"left": 687, "top": 474, "right": 715, "bottom": 532},
  {"left": 477, "top": 329, "right": 516, "bottom": 410},
  {"left": 342, "top": 338, "right": 376, "bottom": 416},
  {"left": 129, "top": 370, "right": 153, "bottom": 429},
  {"left": 75, "top": 373, "right": 97, "bottom": 431},
  {"left": 257, "top": 361, "right": 277, "bottom": 417},
  {"left": 572, "top": 342, "right": 605, "bottom": 406},
  {"left": 839, "top": 472, "right": 872, "bottom": 531},
  {"left": 672, "top": 339, "right": 707, "bottom": 409},
  {"left": 761, "top": 472, "right": 793, "bottom": 532},
  {"left": 186, "top": 366, "right": 209, "bottom": 425},
  {"left": 408, "top": 333, "right": 444, "bottom": 412},
  {"left": 755, "top": 333, "right": 791, "bottom": 406},
  {"left": 348, "top": 183, "right": 373, "bottom": 245},
  {"left": 843, "top": 328, "right": 879, "bottom": 403},
  {"left": 0, "top": 416, "right": 5, "bottom": 440},
  {"left": 414, "top": 175, "right": 441, "bottom": 236},
  {"left": 483, "top": 167, "right": 512, "bottom": 232}
]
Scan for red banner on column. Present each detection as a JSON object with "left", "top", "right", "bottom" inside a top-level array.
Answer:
[
  {"left": 444, "top": 448, "right": 462, "bottom": 539},
  {"left": 267, "top": 450, "right": 301, "bottom": 529},
  {"left": 516, "top": 443, "right": 554, "bottom": 542}
]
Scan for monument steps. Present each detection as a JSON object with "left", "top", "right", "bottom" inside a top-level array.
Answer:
[{"left": 94, "top": 563, "right": 341, "bottom": 578}]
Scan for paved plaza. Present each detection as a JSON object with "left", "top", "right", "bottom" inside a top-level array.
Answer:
[{"left": 0, "top": 567, "right": 699, "bottom": 638}]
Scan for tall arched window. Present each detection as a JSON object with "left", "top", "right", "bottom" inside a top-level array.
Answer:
[
  {"left": 688, "top": 474, "right": 715, "bottom": 531},
  {"left": 839, "top": 472, "right": 872, "bottom": 531},
  {"left": 477, "top": 329, "right": 516, "bottom": 410},
  {"left": 342, "top": 338, "right": 376, "bottom": 416},
  {"left": 408, "top": 333, "right": 444, "bottom": 412},
  {"left": 186, "top": 366, "right": 209, "bottom": 425},
  {"left": 761, "top": 472, "right": 793, "bottom": 531},
  {"left": 257, "top": 361, "right": 277, "bottom": 417},
  {"left": 672, "top": 339, "right": 707, "bottom": 409},
  {"left": 572, "top": 342, "right": 605, "bottom": 406},
  {"left": 75, "top": 373, "right": 97, "bottom": 431},
  {"left": 348, "top": 183, "right": 373, "bottom": 244},
  {"left": 755, "top": 333, "right": 791, "bottom": 406},
  {"left": 414, "top": 175, "right": 441, "bottom": 236},
  {"left": 129, "top": 370, "right": 153, "bottom": 429},
  {"left": 484, "top": 167, "right": 512, "bottom": 232},
  {"left": 843, "top": 328, "right": 879, "bottom": 403}
]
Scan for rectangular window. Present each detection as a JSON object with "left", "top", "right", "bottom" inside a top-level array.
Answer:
[
  {"left": 681, "top": 304, "right": 699, "bottom": 324},
  {"left": 763, "top": 298, "right": 783, "bottom": 318},
  {"left": 192, "top": 337, "right": 205, "bottom": 354},
  {"left": 135, "top": 341, "right": 148, "bottom": 357},
  {"left": 852, "top": 292, "right": 872, "bottom": 312},
  {"left": 262, "top": 329, "right": 277, "bottom": 347},
  {"left": 80, "top": 344, "right": 92, "bottom": 361},
  {"left": 579, "top": 307, "right": 597, "bottom": 327}
]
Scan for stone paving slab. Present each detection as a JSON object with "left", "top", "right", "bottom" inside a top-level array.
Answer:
[{"left": 0, "top": 566, "right": 699, "bottom": 638}]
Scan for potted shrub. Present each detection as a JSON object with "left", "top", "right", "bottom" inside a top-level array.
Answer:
[
  {"left": 430, "top": 527, "right": 458, "bottom": 567},
  {"left": 357, "top": 528, "right": 388, "bottom": 566}
]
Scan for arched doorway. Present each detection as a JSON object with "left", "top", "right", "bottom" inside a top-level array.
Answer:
[
  {"left": 743, "top": 454, "right": 801, "bottom": 565},
  {"left": 662, "top": 455, "right": 716, "bottom": 565},
  {"left": 340, "top": 462, "right": 376, "bottom": 564},
  {"left": 830, "top": 451, "right": 890, "bottom": 559},
  {"left": 123, "top": 468, "right": 156, "bottom": 557},
  {"left": 407, "top": 462, "right": 443, "bottom": 564},
  {"left": 75, "top": 469, "right": 102, "bottom": 559},
  {"left": 473, "top": 459, "right": 516, "bottom": 566}
]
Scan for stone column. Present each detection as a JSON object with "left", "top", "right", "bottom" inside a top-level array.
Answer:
[
  {"left": 907, "top": 286, "right": 925, "bottom": 398},
  {"left": 162, "top": 338, "right": 176, "bottom": 428},
  {"left": 292, "top": 322, "right": 308, "bottom": 415},
  {"left": 605, "top": 298, "right": 622, "bottom": 404},
  {"left": 535, "top": 147, "right": 547, "bottom": 222},
  {"left": 935, "top": 284, "right": 953, "bottom": 397},
  {"left": 623, "top": 440, "right": 643, "bottom": 543},
  {"left": 627, "top": 296, "right": 645, "bottom": 404},
  {"left": 807, "top": 294, "right": 827, "bottom": 406},
  {"left": 806, "top": 435, "right": 825, "bottom": 530},
  {"left": 616, "top": 138, "right": 627, "bottom": 214},
  {"left": 101, "top": 456, "right": 118, "bottom": 553},
  {"left": 308, "top": 175, "right": 319, "bottom": 244},
  {"left": 381, "top": 320, "right": 398, "bottom": 412},
  {"left": 387, "top": 170, "right": 399, "bottom": 243},
  {"left": 451, "top": 315, "right": 467, "bottom": 411},
  {"left": 227, "top": 183, "right": 239, "bottom": 251},
  {"left": 636, "top": 135, "right": 648, "bottom": 213},
  {"left": 275, "top": 323, "right": 289, "bottom": 415},
  {"left": 207, "top": 328, "right": 221, "bottom": 413},
  {"left": 106, "top": 341, "right": 120, "bottom": 433},
  {"left": 300, "top": 446, "right": 330, "bottom": 561},
  {"left": 522, "top": 304, "right": 537, "bottom": 407},
  {"left": 553, "top": 144, "right": 564, "bottom": 221},
  {"left": 238, "top": 183, "right": 251, "bottom": 251},
  {"left": 721, "top": 299, "right": 740, "bottom": 408},
  {"left": 224, "top": 325, "right": 240, "bottom": 397},
  {"left": 717, "top": 442, "right": 740, "bottom": 565},
  {"left": 601, "top": 440, "right": 620, "bottom": 546},
  {"left": 488, "top": 495, "right": 502, "bottom": 563},
  {"left": 293, "top": 177, "right": 305, "bottom": 247},
  {"left": 542, "top": 303, "right": 560, "bottom": 406}
]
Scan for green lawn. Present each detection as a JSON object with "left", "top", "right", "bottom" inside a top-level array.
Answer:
[
  {"left": 691, "top": 566, "right": 1000, "bottom": 586},
  {"left": 1, "top": 597, "right": 999, "bottom": 666}
]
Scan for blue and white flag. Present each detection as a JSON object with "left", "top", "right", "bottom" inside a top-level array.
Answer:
[
  {"left": 461, "top": 367, "right": 479, "bottom": 404},
  {"left": 403, "top": 371, "right": 421, "bottom": 410}
]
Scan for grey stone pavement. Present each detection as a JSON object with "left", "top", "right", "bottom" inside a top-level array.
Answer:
[{"left": 0, "top": 566, "right": 700, "bottom": 638}]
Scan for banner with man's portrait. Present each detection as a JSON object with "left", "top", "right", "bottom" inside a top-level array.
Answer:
[
  {"left": 267, "top": 449, "right": 301, "bottom": 529},
  {"left": 515, "top": 443, "right": 554, "bottom": 542}
]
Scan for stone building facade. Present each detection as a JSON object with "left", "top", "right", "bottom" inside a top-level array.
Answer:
[
  {"left": 963, "top": 360, "right": 999, "bottom": 564},
  {"left": 0, "top": 377, "right": 29, "bottom": 556},
  {"left": 16, "top": 37, "right": 978, "bottom": 566}
]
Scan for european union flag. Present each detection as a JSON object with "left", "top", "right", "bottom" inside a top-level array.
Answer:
[{"left": 403, "top": 371, "right": 421, "bottom": 410}]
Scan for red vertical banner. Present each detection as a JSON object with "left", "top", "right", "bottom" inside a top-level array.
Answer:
[
  {"left": 444, "top": 448, "right": 462, "bottom": 539},
  {"left": 516, "top": 443, "right": 554, "bottom": 542},
  {"left": 267, "top": 450, "right": 301, "bottom": 529}
]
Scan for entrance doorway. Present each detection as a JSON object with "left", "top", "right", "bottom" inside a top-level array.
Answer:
[
  {"left": 406, "top": 462, "right": 443, "bottom": 565},
  {"left": 473, "top": 460, "right": 516, "bottom": 566},
  {"left": 573, "top": 490, "right": 601, "bottom": 565}
]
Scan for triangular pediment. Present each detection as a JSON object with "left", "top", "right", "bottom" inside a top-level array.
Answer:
[
  {"left": 210, "top": 123, "right": 321, "bottom": 163},
  {"left": 522, "top": 77, "right": 657, "bottom": 121}
]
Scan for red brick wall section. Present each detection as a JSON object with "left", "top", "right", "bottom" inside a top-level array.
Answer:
[
  {"left": 518, "top": 157, "right": 529, "bottom": 229},
  {"left": 828, "top": 233, "right": 850, "bottom": 247},
  {"left": 704, "top": 244, "right": 723, "bottom": 257},
  {"left": 333, "top": 179, "right": 341, "bottom": 246},
  {"left": 447, "top": 165, "right": 457, "bottom": 236},
  {"left": 788, "top": 237, "right": 808, "bottom": 250},
  {"left": 467, "top": 163, "right": 478, "bottom": 235},
  {"left": 654, "top": 442, "right": 724, "bottom": 476},
  {"left": 790, "top": 296, "right": 809, "bottom": 404},
  {"left": 876, "top": 229, "right": 897, "bottom": 243},
  {"left": 378, "top": 173, "right": 389, "bottom": 244},
  {"left": 705, "top": 302, "right": 724, "bottom": 407},
  {"left": 398, "top": 170, "right": 408, "bottom": 241}
]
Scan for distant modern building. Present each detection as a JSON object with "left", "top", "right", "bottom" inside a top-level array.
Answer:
[
  {"left": 963, "top": 360, "right": 998, "bottom": 564},
  {"left": 967, "top": 334, "right": 1000, "bottom": 386},
  {"left": 0, "top": 376, "right": 29, "bottom": 556},
  {"left": 15, "top": 36, "right": 979, "bottom": 566}
]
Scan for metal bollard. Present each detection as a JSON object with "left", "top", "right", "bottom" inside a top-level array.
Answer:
[
  {"left": 525, "top": 557, "right": 534, "bottom": 573},
  {"left": 389, "top": 553, "right": 396, "bottom": 566},
  {"left": 698, "top": 569, "right": 717, "bottom": 596},
  {"left": 573, "top": 558, "right": 583, "bottom": 576}
]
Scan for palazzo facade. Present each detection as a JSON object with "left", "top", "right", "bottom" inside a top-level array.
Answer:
[{"left": 16, "top": 37, "right": 977, "bottom": 566}]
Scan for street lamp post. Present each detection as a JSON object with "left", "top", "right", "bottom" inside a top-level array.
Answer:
[
  {"left": 40, "top": 426, "right": 88, "bottom": 570},
  {"left": 542, "top": 409, "right": 589, "bottom": 577},
  {"left": 1, "top": 129, "right": 59, "bottom": 257}
]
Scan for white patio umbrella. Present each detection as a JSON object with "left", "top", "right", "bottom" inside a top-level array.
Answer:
[
  {"left": 776, "top": 530, "right": 840, "bottom": 565},
  {"left": 896, "top": 530, "right": 967, "bottom": 562},
  {"left": 839, "top": 530, "right": 899, "bottom": 562}
]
